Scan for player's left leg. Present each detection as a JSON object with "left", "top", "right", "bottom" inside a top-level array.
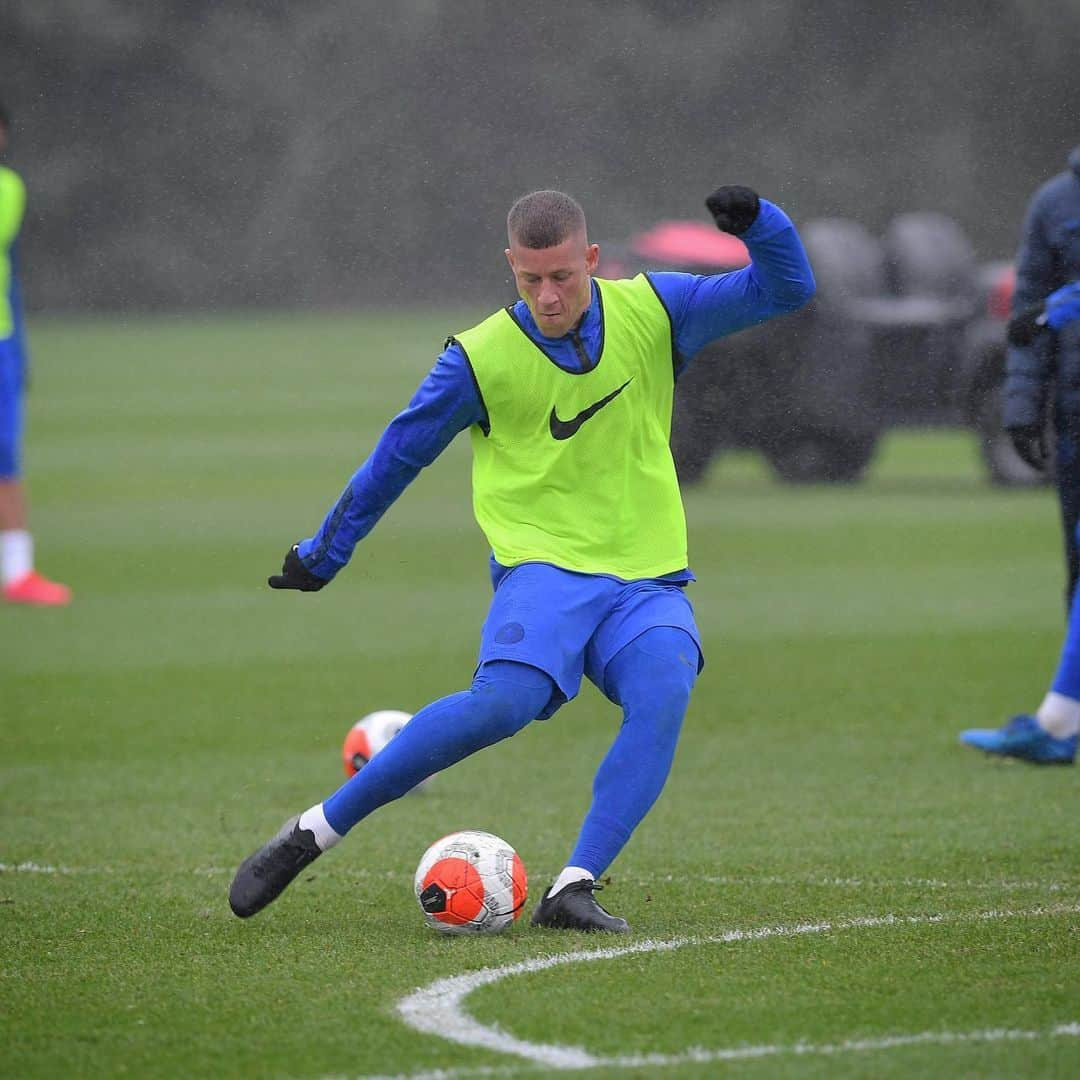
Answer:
[
  {"left": 532, "top": 621, "right": 700, "bottom": 932},
  {"left": 229, "top": 564, "right": 614, "bottom": 920},
  {"left": 229, "top": 660, "right": 556, "bottom": 918}
]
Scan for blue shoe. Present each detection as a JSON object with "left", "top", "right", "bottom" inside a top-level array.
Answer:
[{"left": 959, "top": 714, "right": 1077, "bottom": 764}]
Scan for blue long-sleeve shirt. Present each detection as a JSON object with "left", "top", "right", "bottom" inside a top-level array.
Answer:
[{"left": 299, "top": 199, "right": 815, "bottom": 581}]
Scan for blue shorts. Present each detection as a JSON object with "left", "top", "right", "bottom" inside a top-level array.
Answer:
[
  {"left": 477, "top": 562, "right": 704, "bottom": 718},
  {"left": 0, "top": 336, "right": 24, "bottom": 479}
]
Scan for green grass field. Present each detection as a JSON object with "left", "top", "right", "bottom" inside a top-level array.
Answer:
[{"left": 2, "top": 311, "right": 1078, "bottom": 1080}]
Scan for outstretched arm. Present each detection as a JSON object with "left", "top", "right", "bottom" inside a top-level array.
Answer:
[
  {"left": 268, "top": 343, "right": 486, "bottom": 590},
  {"left": 648, "top": 190, "right": 816, "bottom": 370}
]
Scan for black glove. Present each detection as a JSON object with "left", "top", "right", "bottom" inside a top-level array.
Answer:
[
  {"left": 1005, "top": 304, "right": 1045, "bottom": 347},
  {"left": 1007, "top": 423, "right": 1048, "bottom": 472},
  {"left": 1009, "top": 283, "right": 1080, "bottom": 345},
  {"left": 705, "top": 186, "right": 761, "bottom": 236},
  {"left": 268, "top": 544, "right": 328, "bottom": 591}
]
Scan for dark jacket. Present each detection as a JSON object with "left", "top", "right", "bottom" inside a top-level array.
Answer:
[{"left": 1003, "top": 147, "right": 1080, "bottom": 429}]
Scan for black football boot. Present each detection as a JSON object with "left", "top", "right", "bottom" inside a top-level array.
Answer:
[
  {"left": 530, "top": 879, "right": 630, "bottom": 933},
  {"left": 228, "top": 815, "right": 322, "bottom": 918}
]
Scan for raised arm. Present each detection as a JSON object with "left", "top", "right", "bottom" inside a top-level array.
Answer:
[
  {"left": 268, "top": 342, "right": 486, "bottom": 590},
  {"left": 648, "top": 189, "right": 816, "bottom": 369}
]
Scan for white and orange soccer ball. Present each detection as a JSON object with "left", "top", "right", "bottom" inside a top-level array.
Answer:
[
  {"left": 414, "top": 830, "right": 527, "bottom": 935},
  {"left": 342, "top": 710, "right": 429, "bottom": 793}
]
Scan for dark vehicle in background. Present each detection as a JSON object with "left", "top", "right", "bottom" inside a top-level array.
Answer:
[{"left": 600, "top": 214, "right": 1036, "bottom": 486}]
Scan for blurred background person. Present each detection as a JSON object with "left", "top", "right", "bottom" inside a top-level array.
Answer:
[
  {"left": 962, "top": 279, "right": 1080, "bottom": 763},
  {"left": 0, "top": 99, "right": 71, "bottom": 606},
  {"left": 1001, "top": 146, "right": 1080, "bottom": 607}
]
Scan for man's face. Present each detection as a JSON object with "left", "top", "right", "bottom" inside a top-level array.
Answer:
[{"left": 505, "top": 230, "right": 600, "bottom": 338}]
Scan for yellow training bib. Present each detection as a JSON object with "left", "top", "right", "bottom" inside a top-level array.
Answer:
[{"left": 454, "top": 275, "right": 687, "bottom": 579}]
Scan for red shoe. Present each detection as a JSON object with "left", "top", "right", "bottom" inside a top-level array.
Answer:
[{"left": 3, "top": 571, "right": 72, "bottom": 606}]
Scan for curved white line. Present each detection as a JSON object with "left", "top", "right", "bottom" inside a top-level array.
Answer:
[
  {"left": 353, "top": 1023, "right": 1080, "bottom": 1080},
  {"left": 396, "top": 904, "right": 1080, "bottom": 1070}
]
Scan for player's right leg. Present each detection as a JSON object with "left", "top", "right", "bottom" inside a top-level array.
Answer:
[
  {"left": 0, "top": 341, "right": 70, "bottom": 606},
  {"left": 532, "top": 623, "right": 699, "bottom": 933},
  {"left": 228, "top": 660, "right": 555, "bottom": 918},
  {"left": 0, "top": 480, "right": 73, "bottom": 605}
]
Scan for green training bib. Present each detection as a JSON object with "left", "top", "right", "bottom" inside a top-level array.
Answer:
[
  {"left": 0, "top": 167, "right": 26, "bottom": 339},
  {"left": 454, "top": 274, "right": 688, "bottom": 579}
]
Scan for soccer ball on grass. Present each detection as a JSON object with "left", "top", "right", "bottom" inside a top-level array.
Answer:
[{"left": 414, "top": 830, "right": 527, "bottom": 934}]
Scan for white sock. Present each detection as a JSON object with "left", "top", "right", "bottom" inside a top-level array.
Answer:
[
  {"left": 1036, "top": 692, "right": 1080, "bottom": 739},
  {"left": 548, "top": 866, "right": 593, "bottom": 897},
  {"left": 0, "top": 530, "right": 33, "bottom": 586},
  {"left": 298, "top": 804, "right": 343, "bottom": 851}
]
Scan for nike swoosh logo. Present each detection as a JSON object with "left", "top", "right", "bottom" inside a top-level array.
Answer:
[{"left": 549, "top": 378, "right": 634, "bottom": 440}]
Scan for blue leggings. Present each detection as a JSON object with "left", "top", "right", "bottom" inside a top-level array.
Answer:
[
  {"left": 322, "top": 659, "right": 552, "bottom": 829},
  {"left": 321, "top": 626, "right": 697, "bottom": 877},
  {"left": 569, "top": 625, "right": 697, "bottom": 875},
  {"left": 0, "top": 337, "right": 25, "bottom": 479}
]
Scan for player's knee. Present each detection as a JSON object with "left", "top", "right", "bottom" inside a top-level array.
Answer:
[
  {"left": 609, "top": 627, "right": 697, "bottom": 728},
  {"left": 644, "top": 664, "right": 693, "bottom": 737},
  {"left": 470, "top": 660, "right": 555, "bottom": 737}
]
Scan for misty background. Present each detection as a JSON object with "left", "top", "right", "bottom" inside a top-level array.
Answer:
[{"left": 2, "top": 0, "right": 1078, "bottom": 314}]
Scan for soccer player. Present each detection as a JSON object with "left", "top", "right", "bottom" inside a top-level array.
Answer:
[
  {"left": 229, "top": 185, "right": 815, "bottom": 930},
  {"left": 0, "top": 101, "right": 71, "bottom": 606}
]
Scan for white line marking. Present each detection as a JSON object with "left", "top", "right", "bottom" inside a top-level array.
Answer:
[
  {"left": 351, "top": 1022, "right": 1080, "bottom": 1080},
  {"left": 697, "top": 874, "right": 1080, "bottom": 893},
  {"left": 3, "top": 861, "right": 1077, "bottom": 894},
  {"left": 393, "top": 905, "right": 1080, "bottom": 1073},
  {"left": 0, "top": 861, "right": 78, "bottom": 875},
  {"left": 347, "top": 1067, "right": 531, "bottom": 1080},
  {"left": 603, "top": 1020, "right": 1080, "bottom": 1067},
  {"left": 4, "top": 859, "right": 1076, "bottom": 1076}
]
